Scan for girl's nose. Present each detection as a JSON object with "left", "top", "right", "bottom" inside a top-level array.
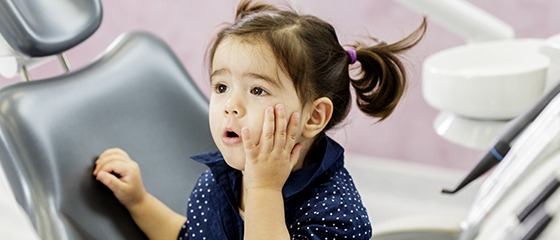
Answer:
[
  {"left": 224, "top": 108, "right": 239, "bottom": 115},
  {"left": 224, "top": 97, "right": 244, "bottom": 117}
]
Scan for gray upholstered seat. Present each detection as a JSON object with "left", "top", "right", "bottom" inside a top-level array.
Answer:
[
  {"left": 0, "top": 31, "right": 215, "bottom": 239},
  {"left": 0, "top": 0, "right": 102, "bottom": 57}
]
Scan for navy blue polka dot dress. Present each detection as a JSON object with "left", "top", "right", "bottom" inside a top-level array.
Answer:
[{"left": 178, "top": 135, "right": 372, "bottom": 239}]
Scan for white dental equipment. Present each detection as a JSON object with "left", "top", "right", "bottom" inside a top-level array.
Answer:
[
  {"left": 374, "top": 1, "right": 560, "bottom": 239},
  {"left": 398, "top": 0, "right": 558, "bottom": 152},
  {"left": 459, "top": 92, "right": 560, "bottom": 239},
  {"left": 395, "top": 0, "right": 514, "bottom": 43},
  {"left": 485, "top": 168, "right": 560, "bottom": 239}
]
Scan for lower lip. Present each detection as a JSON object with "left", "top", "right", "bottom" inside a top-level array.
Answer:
[{"left": 222, "top": 136, "right": 242, "bottom": 145}]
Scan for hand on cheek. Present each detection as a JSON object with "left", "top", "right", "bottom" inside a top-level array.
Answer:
[{"left": 241, "top": 104, "right": 302, "bottom": 191}]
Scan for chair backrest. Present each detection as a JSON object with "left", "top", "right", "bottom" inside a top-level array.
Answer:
[
  {"left": 0, "top": 0, "right": 102, "bottom": 57},
  {"left": 0, "top": 31, "right": 215, "bottom": 239}
]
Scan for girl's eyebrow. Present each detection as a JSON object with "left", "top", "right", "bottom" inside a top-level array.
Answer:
[
  {"left": 244, "top": 72, "right": 281, "bottom": 88},
  {"left": 210, "top": 68, "right": 281, "bottom": 89},
  {"left": 210, "top": 68, "right": 227, "bottom": 81}
]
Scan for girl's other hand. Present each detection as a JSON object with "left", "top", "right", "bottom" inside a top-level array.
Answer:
[
  {"left": 92, "top": 148, "right": 147, "bottom": 208},
  {"left": 242, "top": 104, "right": 302, "bottom": 191}
]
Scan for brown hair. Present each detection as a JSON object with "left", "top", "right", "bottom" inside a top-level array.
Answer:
[{"left": 208, "top": 0, "right": 427, "bottom": 131}]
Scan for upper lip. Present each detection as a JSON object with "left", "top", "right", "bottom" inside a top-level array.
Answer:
[{"left": 224, "top": 127, "right": 240, "bottom": 138}]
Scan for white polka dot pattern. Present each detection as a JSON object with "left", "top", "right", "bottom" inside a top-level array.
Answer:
[
  {"left": 178, "top": 167, "right": 372, "bottom": 239},
  {"left": 178, "top": 136, "right": 371, "bottom": 239},
  {"left": 287, "top": 168, "right": 372, "bottom": 239}
]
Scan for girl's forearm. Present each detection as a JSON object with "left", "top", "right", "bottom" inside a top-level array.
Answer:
[
  {"left": 243, "top": 188, "right": 290, "bottom": 240},
  {"left": 127, "top": 193, "right": 186, "bottom": 240}
]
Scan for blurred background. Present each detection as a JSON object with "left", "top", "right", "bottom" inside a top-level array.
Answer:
[{"left": 1, "top": 0, "right": 558, "bottom": 170}]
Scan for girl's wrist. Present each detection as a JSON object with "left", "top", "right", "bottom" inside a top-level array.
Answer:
[
  {"left": 125, "top": 191, "right": 149, "bottom": 211},
  {"left": 245, "top": 185, "right": 283, "bottom": 194},
  {"left": 243, "top": 177, "right": 286, "bottom": 193}
]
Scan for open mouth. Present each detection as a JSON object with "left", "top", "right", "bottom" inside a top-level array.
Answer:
[
  {"left": 226, "top": 131, "right": 239, "bottom": 138},
  {"left": 223, "top": 129, "right": 242, "bottom": 145}
]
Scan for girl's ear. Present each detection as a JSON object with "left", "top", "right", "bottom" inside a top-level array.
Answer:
[{"left": 302, "top": 97, "right": 333, "bottom": 139}]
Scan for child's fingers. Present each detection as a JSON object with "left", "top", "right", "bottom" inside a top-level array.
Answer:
[
  {"left": 94, "top": 148, "right": 133, "bottom": 175},
  {"left": 93, "top": 155, "right": 128, "bottom": 175},
  {"left": 94, "top": 159, "right": 132, "bottom": 190},
  {"left": 96, "top": 170, "right": 126, "bottom": 193},
  {"left": 289, "top": 143, "right": 303, "bottom": 170},
  {"left": 259, "top": 106, "right": 275, "bottom": 152},
  {"left": 273, "top": 104, "right": 287, "bottom": 151},
  {"left": 99, "top": 148, "right": 130, "bottom": 160},
  {"left": 94, "top": 159, "right": 129, "bottom": 178},
  {"left": 241, "top": 127, "right": 257, "bottom": 159},
  {"left": 284, "top": 112, "right": 300, "bottom": 152}
]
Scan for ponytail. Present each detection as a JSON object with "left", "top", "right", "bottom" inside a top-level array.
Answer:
[{"left": 350, "top": 17, "right": 427, "bottom": 121}]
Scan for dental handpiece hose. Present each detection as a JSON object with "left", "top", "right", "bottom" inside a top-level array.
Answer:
[{"left": 442, "top": 80, "right": 560, "bottom": 194}]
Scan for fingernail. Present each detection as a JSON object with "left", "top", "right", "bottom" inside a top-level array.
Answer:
[
  {"left": 267, "top": 107, "right": 274, "bottom": 114},
  {"left": 294, "top": 112, "right": 300, "bottom": 121},
  {"left": 277, "top": 104, "right": 284, "bottom": 111}
]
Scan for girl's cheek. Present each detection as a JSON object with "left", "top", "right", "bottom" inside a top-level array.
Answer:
[{"left": 248, "top": 118, "right": 263, "bottom": 135}]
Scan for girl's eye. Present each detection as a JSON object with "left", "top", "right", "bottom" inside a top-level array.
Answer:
[
  {"left": 215, "top": 84, "right": 228, "bottom": 93},
  {"left": 250, "top": 87, "right": 269, "bottom": 96}
]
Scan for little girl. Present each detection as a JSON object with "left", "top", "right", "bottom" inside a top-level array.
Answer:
[{"left": 93, "top": 0, "right": 427, "bottom": 239}]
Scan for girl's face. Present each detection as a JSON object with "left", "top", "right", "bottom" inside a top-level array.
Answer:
[{"left": 209, "top": 37, "right": 306, "bottom": 171}]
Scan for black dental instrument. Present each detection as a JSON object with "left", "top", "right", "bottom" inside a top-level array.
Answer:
[
  {"left": 520, "top": 206, "right": 554, "bottom": 240},
  {"left": 517, "top": 178, "right": 560, "bottom": 222},
  {"left": 442, "top": 80, "right": 560, "bottom": 194}
]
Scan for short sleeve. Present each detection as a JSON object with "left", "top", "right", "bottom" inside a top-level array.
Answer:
[{"left": 288, "top": 169, "right": 372, "bottom": 240}]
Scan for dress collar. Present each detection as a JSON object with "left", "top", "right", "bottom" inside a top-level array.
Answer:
[{"left": 190, "top": 135, "right": 345, "bottom": 199}]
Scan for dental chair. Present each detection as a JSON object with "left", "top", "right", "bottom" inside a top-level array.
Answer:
[{"left": 0, "top": 1, "right": 215, "bottom": 239}]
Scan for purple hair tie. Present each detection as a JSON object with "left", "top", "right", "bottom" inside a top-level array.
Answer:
[{"left": 346, "top": 49, "right": 357, "bottom": 64}]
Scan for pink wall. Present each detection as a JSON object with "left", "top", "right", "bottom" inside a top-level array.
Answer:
[{"left": 1, "top": 0, "right": 558, "bottom": 169}]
